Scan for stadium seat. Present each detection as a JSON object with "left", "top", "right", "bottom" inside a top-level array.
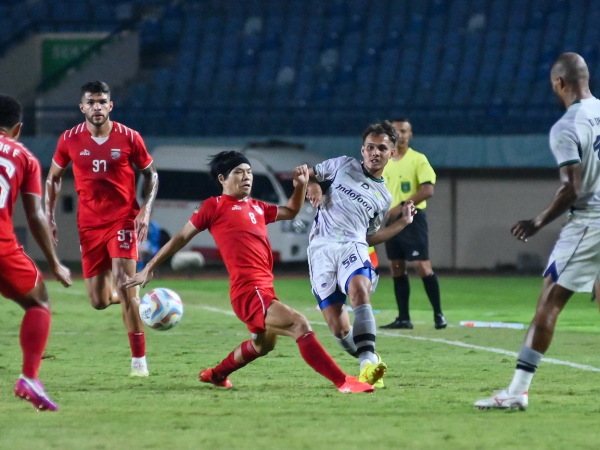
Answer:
[{"left": 11, "top": 0, "right": 600, "bottom": 136}]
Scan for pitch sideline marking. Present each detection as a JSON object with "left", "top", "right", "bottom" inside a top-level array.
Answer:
[{"left": 197, "top": 305, "right": 600, "bottom": 373}]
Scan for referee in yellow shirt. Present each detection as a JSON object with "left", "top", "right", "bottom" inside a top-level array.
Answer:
[{"left": 380, "top": 119, "right": 447, "bottom": 330}]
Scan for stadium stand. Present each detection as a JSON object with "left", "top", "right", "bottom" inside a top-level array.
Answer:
[{"left": 3, "top": 0, "right": 600, "bottom": 135}]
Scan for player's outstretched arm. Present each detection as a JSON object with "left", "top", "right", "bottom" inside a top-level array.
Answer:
[
  {"left": 124, "top": 221, "right": 199, "bottom": 288},
  {"left": 45, "top": 162, "right": 66, "bottom": 246},
  {"left": 22, "top": 193, "right": 71, "bottom": 288},
  {"left": 277, "top": 164, "right": 309, "bottom": 221},
  {"left": 135, "top": 162, "right": 159, "bottom": 242},
  {"left": 511, "top": 163, "right": 581, "bottom": 242},
  {"left": 366, "top": 201, "right": 417, "bottom": 246}
]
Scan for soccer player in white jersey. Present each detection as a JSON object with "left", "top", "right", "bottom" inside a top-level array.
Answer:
[
  {"left": 307, "top": 121, "right": 416, "bottom": 387},
  {"left": 476, "top": 53, "right": 600, "bottom": 410}
]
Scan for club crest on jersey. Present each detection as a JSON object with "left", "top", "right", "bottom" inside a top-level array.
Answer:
[
  {"left": 361, "top": 182, "right": 370, "bottom": 190},
  {"left": 232, "top": 205, "right": 242, "bottom": 211},
  {"left": 252, "top": 205, "right": 263, "bottom": 215},
  {"left": 80, "top": 149, "right": 90, "bottom": 156},
  {"left": 111, "top": 149, "right": 121, "bottom": 159}
]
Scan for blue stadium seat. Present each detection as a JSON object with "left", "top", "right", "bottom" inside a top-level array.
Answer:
[
  {"left": 15, "top": 0, "right": 600, "bottom": 136},
  {"left": 488, "top": 0, "right": 508, "bottom": 30},
  {"left": 51, "top": 0, "right": 72, "bottom": 21},
  {"left": 507, "top": 0, "right": 529, "bottom": 29},
  {"left": 447, "top": 0, "right": 468, "bottom": 29}
]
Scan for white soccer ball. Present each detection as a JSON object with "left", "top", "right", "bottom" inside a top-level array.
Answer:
[
  {"left": 171, "top": 250, "right": 205, "bottom": 271},
  {"left": 139, "top": 287, "right": 183, "bottom": 331}
]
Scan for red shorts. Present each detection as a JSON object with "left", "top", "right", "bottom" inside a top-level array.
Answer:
[
  {"left": 80, "top": 221, "right": 138, "bottom": 278},
  {"left": 0, "top": 247, "right": 41, "bottom": 299},
  {"left": 231, "top": 286, "right": 278, "bottom": 334}
]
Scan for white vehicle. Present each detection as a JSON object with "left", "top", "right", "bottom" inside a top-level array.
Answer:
[
  {"left": 144, "top": 145, "right": 316, "bottom": 263},
  {"left": 243, "top": 141, "right": 323, "bottom": 199}
]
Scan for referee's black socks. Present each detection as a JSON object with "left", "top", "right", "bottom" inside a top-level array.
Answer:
[
  {"left": 422, "top": 273, "right": 442, "bottom": 316},
  {"left": 393, "top": 274, "right": 411, "bottom": 321}
]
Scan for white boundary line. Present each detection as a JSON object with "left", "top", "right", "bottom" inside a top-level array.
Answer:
[{"left": 197, "top": 305, "right": 600, "bottom": 373}]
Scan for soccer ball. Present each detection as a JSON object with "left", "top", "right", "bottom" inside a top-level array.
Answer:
[
  {"left": 170, "top": 250, "right": 205, "bottom": 271},
  {"left": 139, "top": 288, "right": 183, "bottom": 331}
]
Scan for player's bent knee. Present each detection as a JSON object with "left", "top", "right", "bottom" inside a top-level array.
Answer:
[
  {"left": 293, "top": 313, "right": 311, "bottom": 334},
  {"left": 89, "top": 295, "right": 111, "bottom": 310}
]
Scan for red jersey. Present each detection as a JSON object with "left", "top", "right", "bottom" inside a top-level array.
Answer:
[
  {"left": 53, "top": 121, "right": 153, "bottom": 229},
  {"left": 0, "top": 132, "right": 42, "bottom": 255},
  {"left": 189, "top": 195, "right": 279, "bottom": 298}
]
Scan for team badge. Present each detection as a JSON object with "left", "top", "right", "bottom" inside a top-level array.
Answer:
[
  {"left": 401, "top": 182, "right": 411, "bottom": 193},
  {"left": 111, "top": 148, "right": 121, "bottom": 159},
  {"left": 253, "top": 205, "right": 263, "bottom": 215},
  {"left": 361, "top": 182, "right": 370, "bottom": 190},
  {"left": 194, "top": 203, "right": 201, "bottom": 213}
]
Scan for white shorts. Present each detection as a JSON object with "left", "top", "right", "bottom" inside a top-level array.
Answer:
[
  {"left": 308, "top": 239, "right": 378, "bottom": 309},
  {"left": 544, "top": 221, "right": 600, "bottom": 292}
]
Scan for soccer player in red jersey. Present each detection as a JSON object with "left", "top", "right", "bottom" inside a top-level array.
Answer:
[
  {"left": 0, "top": 94, "right": 72, "bottom": 411},
  {"left": 125, "top": 151, "right": 374, "bottom": 393},
  {"left": 45, "top": 81, "right": 159, "bottom": 376}
]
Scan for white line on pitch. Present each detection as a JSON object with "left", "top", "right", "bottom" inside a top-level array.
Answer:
[{"left": 197, "top": 305, "right": 600, "bottom": 373}]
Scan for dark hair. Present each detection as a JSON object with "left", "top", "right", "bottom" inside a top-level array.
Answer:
[
  {"left": 362, "top": 120, "right": 398, "bottom": 147},
  {"left": 81, "top": 81, "right": 110, "bottom": 98},
  {"left": 391, "top": 118, "right": 411, "bottom": 126},
  {"left": 209, "top": 151, "right": 251, "bottom": 181},
  {"left": 0, "top": 94, "right": 23, "bottom": 129}
]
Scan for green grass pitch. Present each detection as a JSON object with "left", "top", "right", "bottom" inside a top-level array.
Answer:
[{"left": 2, "top": 275, "right": 600, "bottom": 450}]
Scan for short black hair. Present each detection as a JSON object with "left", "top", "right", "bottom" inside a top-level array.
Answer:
[
  {"left": 81, "top": 81, "right": 110, "bottom": 98},
  {"left": 208, "top": 151, "right": 250, "bottom": 181},
  {"left": 0, "top": 94, "right": 23, "bottom": 129},
  {"left": 362, "top": 120, "right": 398, "bottom": 147}
]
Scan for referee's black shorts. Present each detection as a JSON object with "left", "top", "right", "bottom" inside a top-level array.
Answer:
[{"left": 384, "top": 208, "right": 429, "bottom": 261}]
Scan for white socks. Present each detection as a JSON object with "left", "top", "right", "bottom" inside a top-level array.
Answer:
[
  {"left": 508, "top": 369, "right": 534, "bottom": 395},
  {"left": 131, "top": 356, "right": 148, "bottom": 371}
]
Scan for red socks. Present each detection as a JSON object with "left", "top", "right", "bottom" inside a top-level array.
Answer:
[
  {"left": 213, "top": 340, "right": 260, "bottom": 380},
  {"left": 211, "top": 334, "right": 347, "bottom": 388},
  {"left": 20, "top": 306, "right": 51, "bottom": 379},
  {"left": 296, "top": 331, "right": 347, "bottom": 388},
  {"left": 128, "top": 332, "right": 146, "bottom": 358}
]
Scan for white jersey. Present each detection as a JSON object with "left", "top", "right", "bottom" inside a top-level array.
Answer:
[
  {"left": 310, "top": 156, "right": 392, "bottom": 244},
  {"left": 550, "top": 96, "right": 600, "bottom": 226}
]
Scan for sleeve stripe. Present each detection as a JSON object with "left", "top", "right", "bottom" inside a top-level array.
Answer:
[
  {"left": 558, "top": 159, "right": 581, "bottom": 167},
  {"left": 188, "top": 220, "right": 199, "bottom": 230},
  {"left": 52, "top": 158, "right": 66, "bottom": 169},
  {"left": 140, "top": 160, "right": 153, "bottom": 170},
  {"left": 22, "top": 192, "right": 42, "bottom": 198}
]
